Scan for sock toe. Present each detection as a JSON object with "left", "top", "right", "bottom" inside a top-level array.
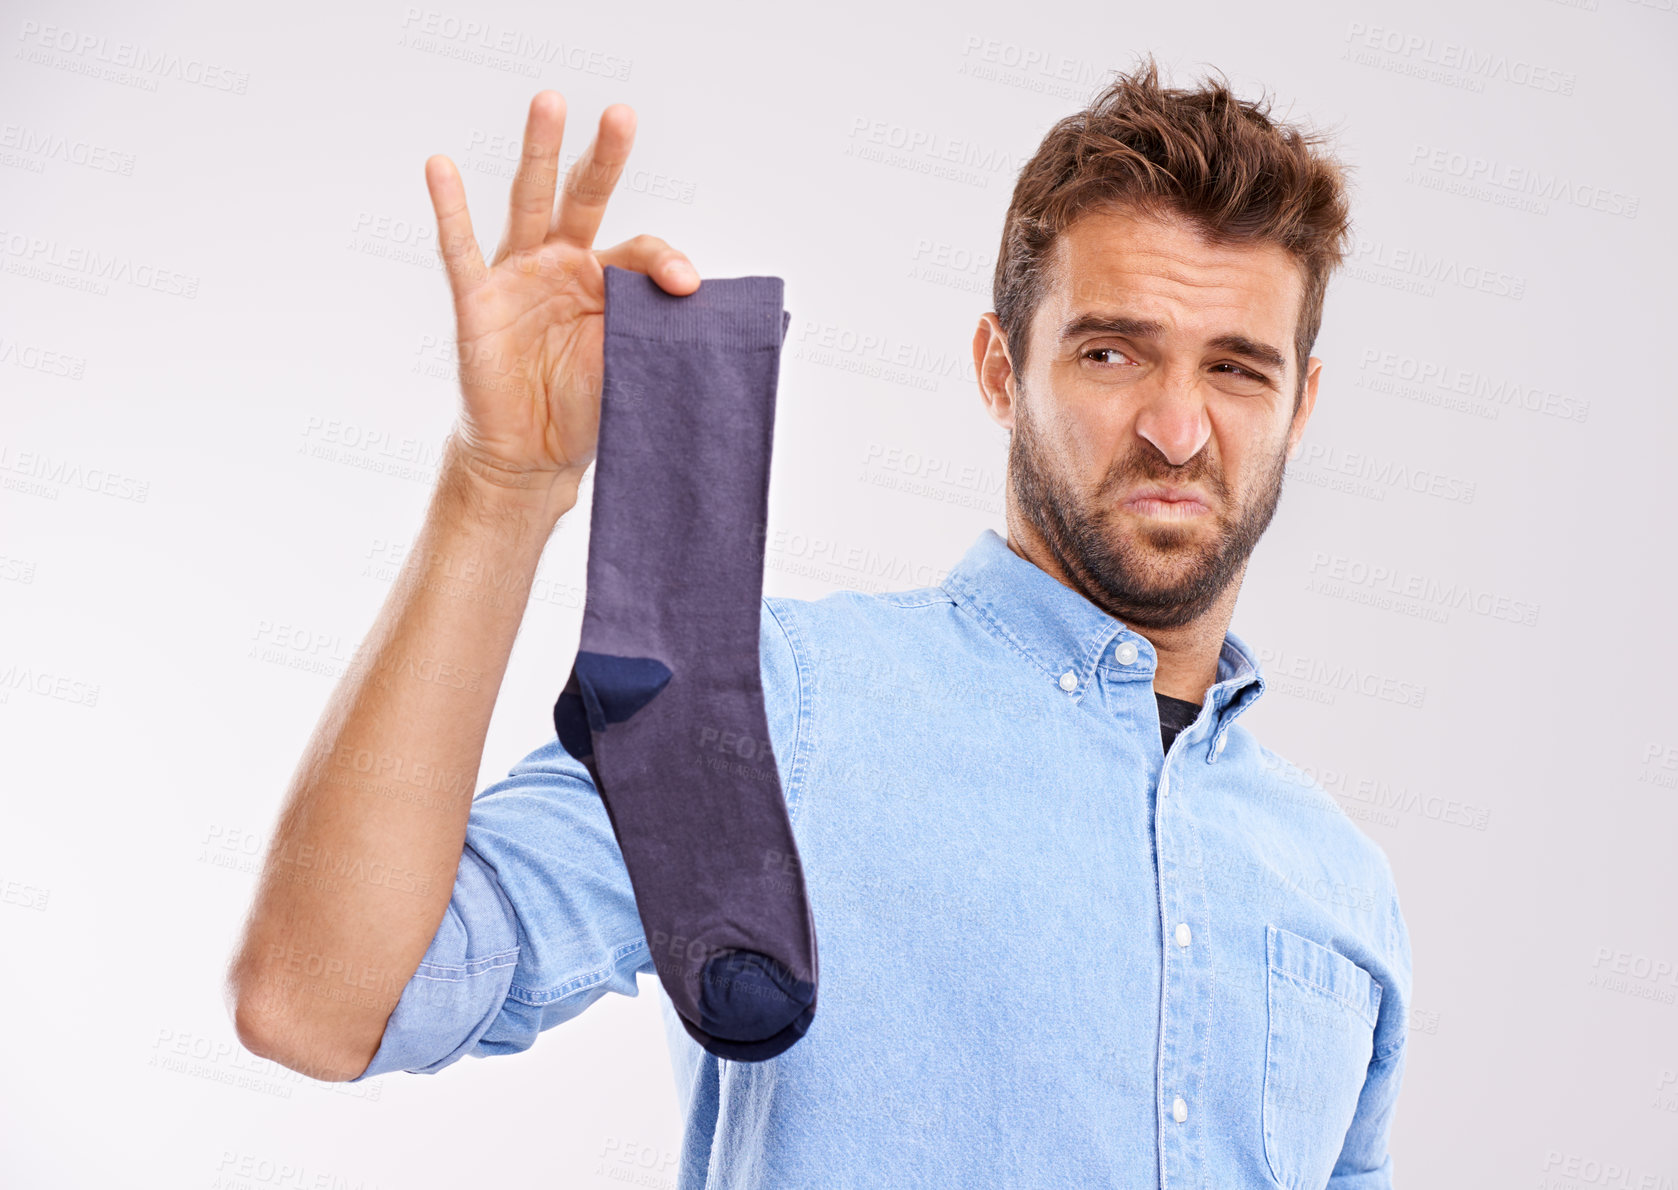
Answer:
[{"left": 697, "top": 949, "right": 816, "bottom": 1044}]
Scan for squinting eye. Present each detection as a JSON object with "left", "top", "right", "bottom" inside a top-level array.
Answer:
[
  {"left": 1086, "top": 348, "right": 1134, "bottom": 365},
  {"left": 1213, "top": 363, "right": 1263, "bottom": 380}
]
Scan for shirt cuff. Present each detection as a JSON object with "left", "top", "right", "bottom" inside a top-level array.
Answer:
[{"left": 350, "top": 841, "right": 519, "bottom": 1081}]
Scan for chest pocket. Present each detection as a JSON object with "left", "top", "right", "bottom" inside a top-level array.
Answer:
[{"left": 1263, "top": 924, "right": 1382, "bottom": 1189}]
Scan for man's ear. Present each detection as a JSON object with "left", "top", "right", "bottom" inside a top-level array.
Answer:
[
  {"left": 1285, "top": 355, "right": 1323, "bottom": 462},
  {"left": 973, "top": 313, "right": 1018, "bottom": 431}
]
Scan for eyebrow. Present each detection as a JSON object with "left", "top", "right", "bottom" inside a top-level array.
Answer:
[{"left": 1057, "top": 313, "right": 1288, "bottom": 375}]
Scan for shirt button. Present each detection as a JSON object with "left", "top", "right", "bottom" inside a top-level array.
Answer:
[
  {"left": 1059, "top": 669, "right": 1078, "bottom": 692},
  {"left": 1175, "top": 922, "right": 1192, "bottom": 947},
  {"left": 1213, "top": 734, "right": 1227, "bottom": 755},
  {"left": 1115, "top": 640, "right": 1139, "bottom": 665},
  {"left": 1173, "top": 1096, "right": 1188, "bottom": 1123}
]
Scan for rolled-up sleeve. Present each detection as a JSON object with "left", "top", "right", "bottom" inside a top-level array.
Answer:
[
  {"left": 351, "top": 840, "right": 520, "bottom": 1079},
  {"left": 351, "top": 735, "right": 655, "bottom": 1080},
  {"left": 353, "top": 596, "right": 804, "bottom": 1081}
]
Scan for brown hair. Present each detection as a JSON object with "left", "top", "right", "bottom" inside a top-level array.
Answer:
[{"left": 993, "top": 53, "right": 1354, "bottom": 409}]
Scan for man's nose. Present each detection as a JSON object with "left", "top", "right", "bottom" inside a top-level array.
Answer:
[{"left": 1133, "top": 377, "right": 1211, "bottom": 466}]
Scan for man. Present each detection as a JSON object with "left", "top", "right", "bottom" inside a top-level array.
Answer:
[{"left": 228, "top": 54, "right": 1411, "bottom": 1189}]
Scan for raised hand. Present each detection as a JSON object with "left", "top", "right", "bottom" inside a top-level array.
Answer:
[{"left": 423, "top": 91, "right": 698, "bottom": 507}]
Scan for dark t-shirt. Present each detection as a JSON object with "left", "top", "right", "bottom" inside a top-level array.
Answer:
[{"left": 1156, "top": 692, "right": 1203, "bottom": 755}]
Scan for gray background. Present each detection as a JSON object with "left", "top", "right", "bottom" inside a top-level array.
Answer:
[{"left": 2, "top": 0, "right": 1675, "bottom": 1185}]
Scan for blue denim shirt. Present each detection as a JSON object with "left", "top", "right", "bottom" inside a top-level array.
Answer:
[{"left": 353, "top": 527, "right": 1412, "bottom": 1189}]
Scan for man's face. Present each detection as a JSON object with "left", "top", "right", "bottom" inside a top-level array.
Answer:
[{"left": 991, "top": 203, "right": 1321, "bottom": 632}]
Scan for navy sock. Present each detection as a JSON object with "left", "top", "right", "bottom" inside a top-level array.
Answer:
[{"left": 554, "top": 264, "right": 817, "bottom": 1061}]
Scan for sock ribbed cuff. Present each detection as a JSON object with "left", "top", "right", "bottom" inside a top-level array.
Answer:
[{"left": 604, "top": 269, "right": 790, "bottom": 350}]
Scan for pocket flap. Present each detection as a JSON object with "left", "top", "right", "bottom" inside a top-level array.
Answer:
[{"left": 1267, "top": 925, "right": 1382, "bottom": 1027}]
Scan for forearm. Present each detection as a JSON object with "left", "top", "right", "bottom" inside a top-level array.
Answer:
[{"left": 227, "top": 434, "right": 577, "bottom": 1080}]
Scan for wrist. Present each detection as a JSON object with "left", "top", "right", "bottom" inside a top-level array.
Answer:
[{"left": 438, "top": 434, "right": 580, "bottom": 533}]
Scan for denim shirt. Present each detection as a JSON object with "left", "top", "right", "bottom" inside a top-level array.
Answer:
[{"left": 353, "top": 527, "right": 1412, "bottom": 1190}]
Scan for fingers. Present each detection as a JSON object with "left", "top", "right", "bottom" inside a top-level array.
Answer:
[
  {"left": 594, "top": 235, "right": 701, "bottom": 295},
  {"left": 424, "top": 154, "right": 487, "bottom": 302},
  {"left": 503, "top": 91, "right": 567, "bottom": 257},
  {"left": 550, "top": 103, "right": 636, "bottom": 251}
]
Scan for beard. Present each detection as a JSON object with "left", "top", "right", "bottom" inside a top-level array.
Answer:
[{"left": 1007, "top": 383, "right": 1289, "bottom": 631}]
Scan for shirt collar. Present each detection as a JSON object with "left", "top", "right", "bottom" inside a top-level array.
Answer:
[{"left": 938, "top": 528, "right": 1267, "bottom": 736}]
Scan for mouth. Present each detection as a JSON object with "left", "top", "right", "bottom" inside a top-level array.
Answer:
[{"left": 1122, "top": 485, "right": 1211, "bottom": 519}]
